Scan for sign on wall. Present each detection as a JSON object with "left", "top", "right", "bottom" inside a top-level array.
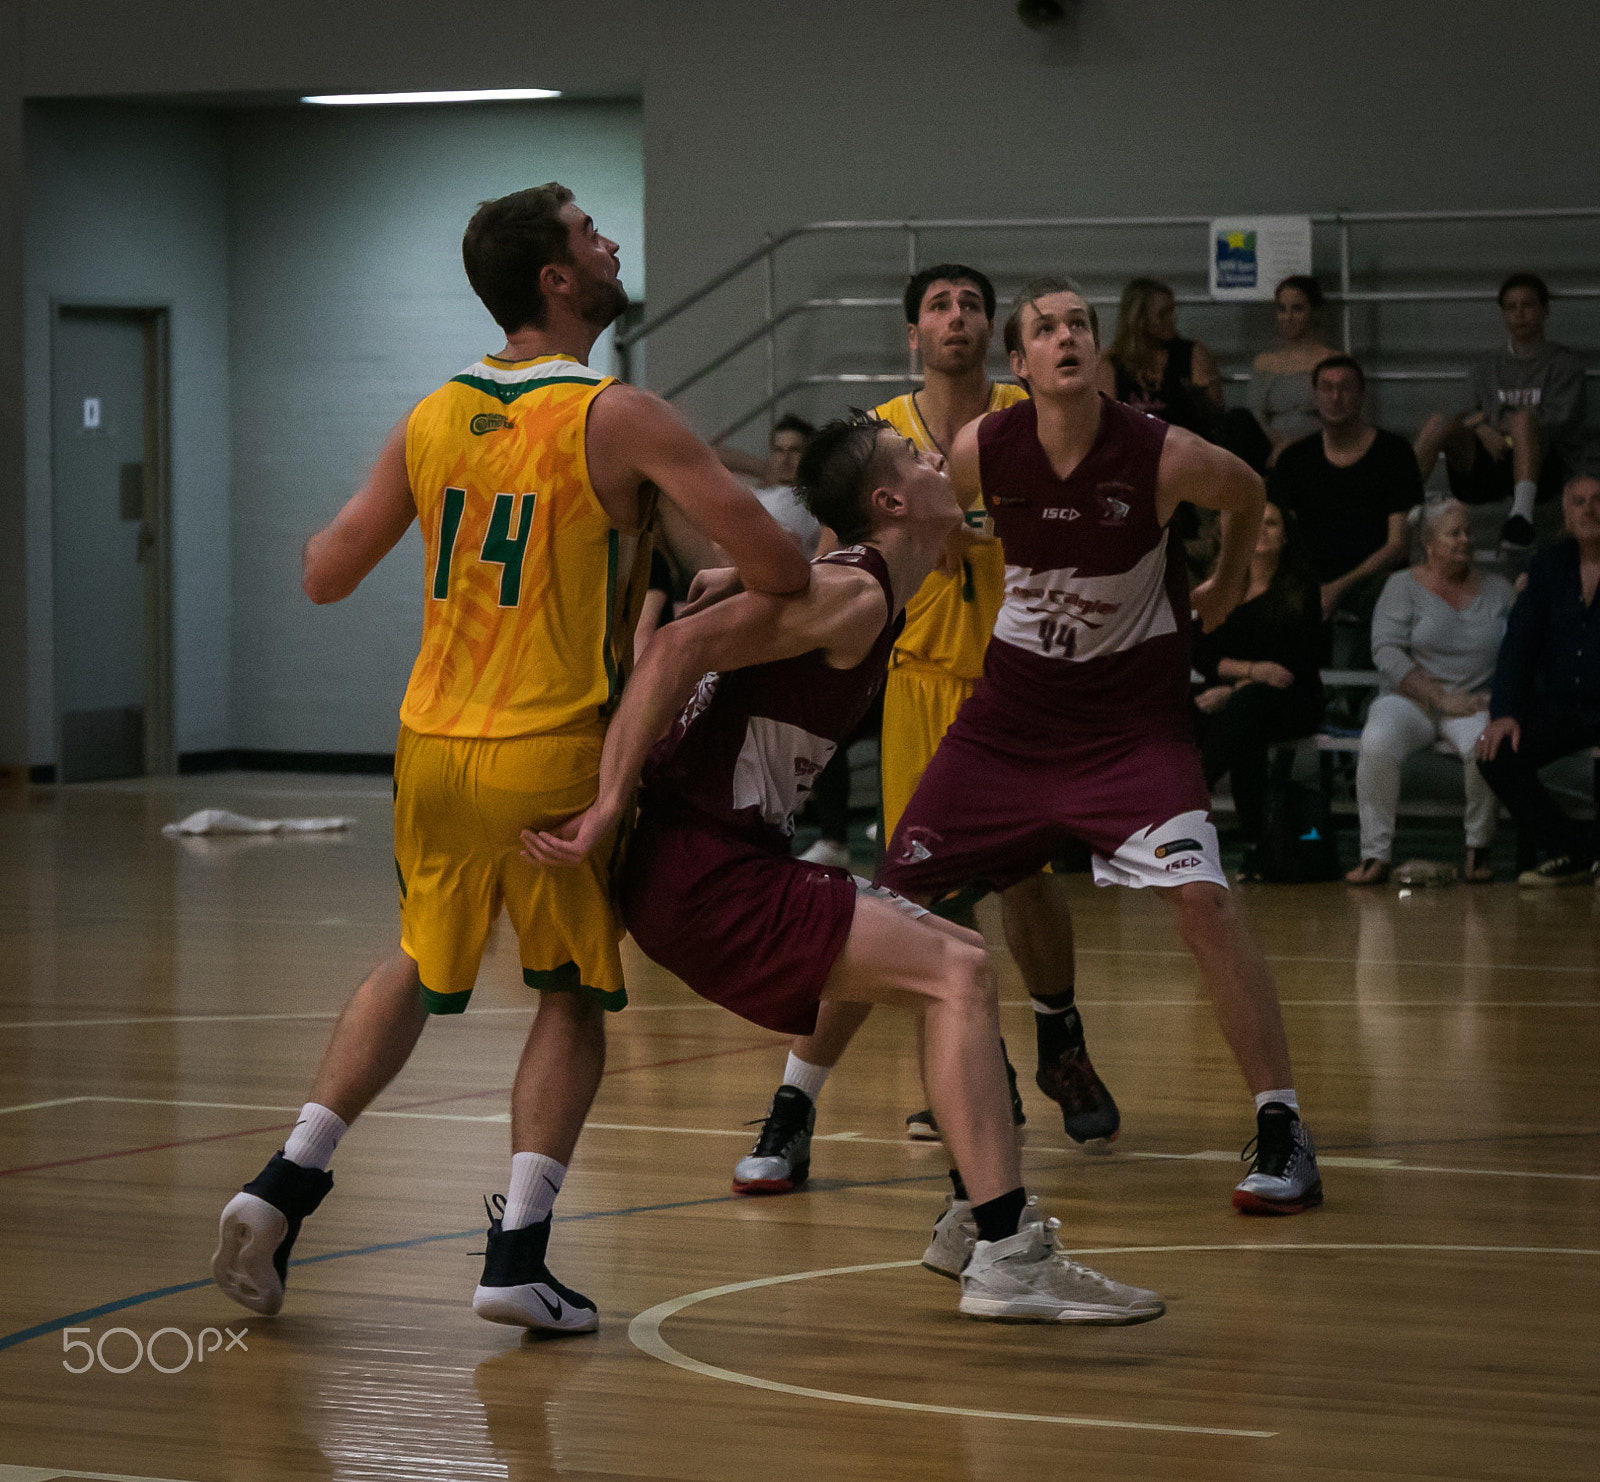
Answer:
[{"left": 1208, "top": 216, "right": 1313, "bottom": 301}]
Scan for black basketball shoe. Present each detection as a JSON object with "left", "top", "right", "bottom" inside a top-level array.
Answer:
[
  {"left": 1035, "top": 1007, "right": 1120, "bottom": 1150},
  {"left": 212, "top": 1150, "right": 334, "bottom": 1316},
  {"left": 473, "top": 1206, "right": 599, "bottom": 1333},
  {"left": 906, "top": 1045, "right": 1026, "bottom": 1141}
]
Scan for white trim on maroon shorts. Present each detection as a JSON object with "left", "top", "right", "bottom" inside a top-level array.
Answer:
[
  {"left": 852, "top": 876, "right": 930, "bottom": 919},
  {"left": 1090, "top": 809, "right": 1228, "bottom": 892}
]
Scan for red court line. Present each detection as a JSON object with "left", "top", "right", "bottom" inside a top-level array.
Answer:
[{"left": 0, "top": 1038, "right": 785, "bottom": 1179}]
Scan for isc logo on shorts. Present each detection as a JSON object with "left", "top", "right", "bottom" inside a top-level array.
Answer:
[{"left": 1041, "top": 507, "right": 1081, "bottom": 520}]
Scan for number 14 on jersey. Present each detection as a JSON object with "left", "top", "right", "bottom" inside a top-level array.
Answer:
[{"left": 431, "top": 488, "right": 537, "bottom": 607}]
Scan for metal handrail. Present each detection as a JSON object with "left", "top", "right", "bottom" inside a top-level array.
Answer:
[
  {"left": 624, "top": 205, "right": 1600, "bottom": 436},
  {"left": 618, "top": 205, "right": 1600, "bottom": 353}
]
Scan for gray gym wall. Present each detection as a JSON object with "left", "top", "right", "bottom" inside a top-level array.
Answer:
[
  {"left": 24, "top": 102, "right": 233, "bottom": 761},
  {"left": 224, "top": 101, "right": 642, "bottom": 753},
  {"left": 4, "top": 0, "right": 1597, "bottom": 763}
]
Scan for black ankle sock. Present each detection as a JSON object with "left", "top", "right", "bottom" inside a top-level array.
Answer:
[
  {"left": 1034, "top": 1001, "right": 1083, "bottom": 1059},
  {"left": 949, "top": 1167, "right": 969, "bottom": 1203},
  {"left": 972, "top": 1187, "right": 1027, "bottom": 1243}
]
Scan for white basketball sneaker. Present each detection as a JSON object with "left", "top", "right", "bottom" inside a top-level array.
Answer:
[
  {"left": 958, "top": 1217, "right": 1165, "bottom": 1325},
  {"left": 1233, "top": 1103, "right": 1324, "bottom": 1215}
]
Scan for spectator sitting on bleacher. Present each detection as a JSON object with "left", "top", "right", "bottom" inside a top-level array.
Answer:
[
  {"left": 1344, "top": 499, "right": 1516, "bottom": 886},
  {"left": 1268, "top": 354, "right": 1421, "bottom": 672},
  {"left": 1414, "top": 272, "right": 1590, "bottom": 551},
  {"left": 1192, "top": 500, "right": 1324, "bottom": 851},
  {"left": 714, "top": 412, "right": 823, "bottom": 555},
  {"left": 1476, "top": 473, "right": 1600, "bottom": 886},
  {"left": 1248, "top": 275, "right": 1337, "bottom": 469}
]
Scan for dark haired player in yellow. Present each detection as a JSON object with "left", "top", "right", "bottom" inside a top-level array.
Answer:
[
  {"left": 732, "top": 265, "right": 1119, "bottom": 1200},
  {"left": 211, "top": 183, "right": 809, "bottom": 1334}
]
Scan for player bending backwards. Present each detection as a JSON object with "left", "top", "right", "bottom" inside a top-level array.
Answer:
[
  {"left": 209, "top": 184, "right": 809, "bottom": 1333},
  {"left": 525, "top": 415, "right": 1165, "bottom": 1323},
  {"left": 734, "top": 264, "right": 1117, "bottom": 1198},
  {"left": 878, "top": 278, "right": 1323, "bottom": 1216}
]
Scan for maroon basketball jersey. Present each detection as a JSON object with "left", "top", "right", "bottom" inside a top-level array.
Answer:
[
  {"left": 976, "top": 395, "right": 1192, "bottom": 736},
  {"left": 640, "top": 545, "right": 902, "bottom": 850}
]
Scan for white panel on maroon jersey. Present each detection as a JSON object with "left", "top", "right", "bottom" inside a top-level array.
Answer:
[
  {"left": 992, "top": 541, "right": 1178, "bottom": 662},
  {"left": 731, "top": 716, "right": 838, "bottom": 836}
]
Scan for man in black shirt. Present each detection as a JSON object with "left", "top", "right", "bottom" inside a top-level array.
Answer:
[
  {"left": 1476, "top": 473, "right": 1600, "bottom": 885},
  {"left": 1268, "top": 354, "right": 1421, "bottom": 669}
]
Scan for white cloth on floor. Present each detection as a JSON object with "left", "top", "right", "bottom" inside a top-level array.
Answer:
[{"left": 161, "top": 808, "right": 353, "bottom": 837}]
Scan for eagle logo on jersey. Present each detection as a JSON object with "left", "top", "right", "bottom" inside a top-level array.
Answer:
[
  {"left": 470, "top": 412, "right": 515, "bottom": 436},
  {"left": 1096, "top": 483, "right": 1133, "bottom": 525}
]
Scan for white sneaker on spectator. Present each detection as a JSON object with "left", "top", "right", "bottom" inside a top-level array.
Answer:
[{"left": 798, "top": 839, "right": 851, "bottom": 867}]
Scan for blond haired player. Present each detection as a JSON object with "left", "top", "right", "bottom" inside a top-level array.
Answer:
[
  {"left": 731, "top": 266, "right": 1119, "bottom": 1201},
  {"left": 210, "top": 184, "right": 809, "bottom": 1334}
]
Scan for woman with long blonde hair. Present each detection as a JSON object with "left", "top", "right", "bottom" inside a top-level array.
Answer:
[{"left": 1098, "top": 276, "right": 1223, "bottom": 434}]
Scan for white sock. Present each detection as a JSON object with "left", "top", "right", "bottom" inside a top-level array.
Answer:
[
  {"left": 1511, "top": 480, "right": 1537, "bottom": 522},
  {"left": 1254, "top": 1089, "right": 1300, "bottom": 1114},
  {"left": 781, "top": 1053, "right": 831, "bottom": 1103},
  {"left": 503, "top": 1151, "right": 565, "bottom": 1231},
  {"left": 283, "top": 1102, "right": 347, "bottom": 1171}
]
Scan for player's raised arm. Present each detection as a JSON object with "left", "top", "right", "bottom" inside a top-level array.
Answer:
[
  {"left": 1157, "top": 425, "right": 1266, "bottom": 633},
  {"left": 587, "top": 384, "right": 811, "bottom": 597},
  {"left": 523, "top": 564, "right": 886, "bottom": 867},
  {"left": 303, "top": 415, "right": 418, "bottom": 604}
]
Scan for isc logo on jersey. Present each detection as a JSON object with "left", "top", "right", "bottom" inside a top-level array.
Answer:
[{"left": 1042, "top": 507, "right": 1081, "bottom": 520}]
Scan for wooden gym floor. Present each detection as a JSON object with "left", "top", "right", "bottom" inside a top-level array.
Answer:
[{"left": 1, "top": 773, "right": 1596, "bottom": 1482}]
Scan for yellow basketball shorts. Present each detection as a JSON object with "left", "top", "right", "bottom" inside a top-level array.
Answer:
[
  {"left": 393, "top": 724, "right": 626, "bottom": 1016},
  {"left": 879, "top": 661, "right": 977, "bottom": 843}
]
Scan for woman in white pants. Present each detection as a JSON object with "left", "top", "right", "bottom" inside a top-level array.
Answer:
[{"left": 1346, "top": 500, "right": 1516, "bottom": 884}]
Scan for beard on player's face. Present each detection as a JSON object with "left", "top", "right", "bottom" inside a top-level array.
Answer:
[
  {"left": 920, "top": 333, "right": 988, "bottom": 377},
  {"left": 574, "top": 271, "right": 630, "bottom": 330}
]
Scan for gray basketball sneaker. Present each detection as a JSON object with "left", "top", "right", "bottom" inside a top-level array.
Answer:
[
  {"left": 958, "top": 1217, "right": 1165, "bottom": 1325},
  {"left": 1233, "top": 1102, "right": 1324, "bottom": 1215},
  {"left": 922, "top": 1193, "right": 1044, "bottom": 1279}
]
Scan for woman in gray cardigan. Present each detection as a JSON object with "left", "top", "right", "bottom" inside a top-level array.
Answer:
[{"left": 1346, "top": 500, "right": 1516, "bottom": 884}]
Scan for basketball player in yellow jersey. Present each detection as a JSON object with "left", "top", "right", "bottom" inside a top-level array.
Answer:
[
  {"left": 731, "top": 266, "right": 1117, "bottom": 1199},
  {"left": 212, "top": 184, "right": 810, "bottom": 1333}
]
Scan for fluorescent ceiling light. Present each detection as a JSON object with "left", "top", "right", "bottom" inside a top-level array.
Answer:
[{"left": 302, "top": 88, "right": 561, "bottom": 105}]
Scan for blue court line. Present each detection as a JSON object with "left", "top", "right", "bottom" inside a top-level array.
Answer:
[{"left": 0, "top": 1173, "right": 947, "bottom": 1355}]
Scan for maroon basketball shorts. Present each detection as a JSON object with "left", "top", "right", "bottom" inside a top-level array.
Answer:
[
  {"left": 620, "top": 807, "right": 925, "bottom": 1036},
  {"left": 878, "top": 720, "right": 1227, "bottom": 902}
]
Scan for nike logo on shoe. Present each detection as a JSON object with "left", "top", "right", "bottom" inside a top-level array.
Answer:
[{"left": 533, "top": 1285, "right": 563, "bottom": 1321}]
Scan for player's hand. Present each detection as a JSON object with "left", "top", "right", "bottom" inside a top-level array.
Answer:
[
  {"left": 935, "top": 523, "right": 995, "bottom": 578},
  {"left": 1194, "top": 685, "right": 1233, "bottom": 714},
  {"left": 1190, "top": 575, "right": 1243, "bottom": 633},
  {"left": 681, "top": 566, "right": 743, "bottom": 615},
  {"left": 1475, "top": 715, "right": 1519, "bottom": 760},
  {"left": 520, "top": 804, "right": 620, "bottom": 869},
  {"left": 1254, "top": 661, "right": 1295, "bottom": 690}
]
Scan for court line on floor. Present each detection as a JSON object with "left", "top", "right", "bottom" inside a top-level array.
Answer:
[
  {"left": 0, "top": 1170, "right": 949, "bottom": 1355},
  {"left": 629, "top": 1260, "right": 1273, "bottom": 1439},
  {"left": 631, "top": 1240, "right": 1600, "bottom": 1439},
  {"left": 5, "top": 1098, "right": 1593, "bottom": 1183},
  {"left": 1072, "top": 947, "right": 1600, "bottom": 976},
  {"left": 0, "top": 1040, "right": 785, "bottom": 1178}
]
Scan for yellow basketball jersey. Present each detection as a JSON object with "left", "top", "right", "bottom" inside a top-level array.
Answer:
[
  {"left": 874, "top": 382, "right": 1030, "bottom": 680},
  {"left": 399, "top": 354, "right": 642, "bottom": 739}
]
